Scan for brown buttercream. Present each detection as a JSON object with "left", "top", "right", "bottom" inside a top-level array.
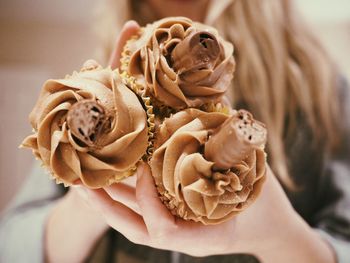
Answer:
[
  {"left": 204, "top": 110, "right": 267, "bottom": 170},
  {"left": 150, "top": 109, "right": 267, "bottom": 225},
  {"left": 21, "top": 60, "right": 149, "bottom": 188},
  {"left": 125, "top": 17, "right": 235, "bottom": 109}
]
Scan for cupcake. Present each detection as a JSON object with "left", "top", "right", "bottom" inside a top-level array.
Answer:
[
  {"left": 21, "top": 60, "right": 149, "bottom": 188},
  {"left": 121, "top": 17, "right": 235, "bottom": 111},
  {"left": 150, "top": 109, "right": 267, "bottom": 225}
]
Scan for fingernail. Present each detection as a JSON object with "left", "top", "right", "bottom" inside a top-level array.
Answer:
[
  {"left": 72, "top": 178, "right": 82, "bottom": 186},
  {"left": 125, "top": 20, "right": 138, "bottom": 27}
]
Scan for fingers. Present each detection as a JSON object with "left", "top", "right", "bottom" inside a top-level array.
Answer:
[
  {"left": 109, "top": 20, "right": 140, "bottom": 69},
  {"left": 136, "top": 163, "right": 177, "bottom": 243},
  {"left": 104, "top": 182, "right": 141, "bottom": 214},
  {"left": 85, "top": 188, "right": 150, "bottom": 245}
]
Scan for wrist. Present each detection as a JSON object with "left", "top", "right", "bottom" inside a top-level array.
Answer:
[
  {"left": 45, "top": 189, "right": 109, "bottom": 262},
  {"left": 253, "top": 210, "right": 336, "bottom": 263}
]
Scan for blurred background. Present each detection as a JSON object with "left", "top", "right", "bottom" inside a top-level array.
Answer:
[{"left": 0, "top": 0, "right": 350, "bottom": 212}]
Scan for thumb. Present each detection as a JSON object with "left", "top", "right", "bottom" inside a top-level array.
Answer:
[{"left": 109, "top": 20, "right": 140, "bottom": 69}]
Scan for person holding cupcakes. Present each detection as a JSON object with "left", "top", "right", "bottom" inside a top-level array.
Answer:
[{"left": 1, "top": 1, "right": 350, "bottom": 263}]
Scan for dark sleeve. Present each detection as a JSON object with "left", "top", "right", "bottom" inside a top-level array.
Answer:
[
  {"left": 0, "top": 163, "right": 65, "bottom": 263},
  {"left": 313, "top": 77, "right": 350, "bottom": 263}
]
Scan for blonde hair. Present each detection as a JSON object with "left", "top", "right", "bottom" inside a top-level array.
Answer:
[{"left": 96, "top": 0, "right": 340, "bottom": 189}]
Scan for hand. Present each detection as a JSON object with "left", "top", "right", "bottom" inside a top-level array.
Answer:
[
  {"left": 84, "top": 163, "right": 336, "bottom": 262},
  {"left": 84, "top": 163, "right": 280, "bottom": 257}
]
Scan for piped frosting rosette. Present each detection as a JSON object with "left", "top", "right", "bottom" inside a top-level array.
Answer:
[
  {"left": 121, "top": 17, "right": 235, "bottom": 110},
  {"left": 150, "top": 109, "right": 267, "bottom": 225},
  {"left": 21, "top": 60, "right": 149, "bottom": 188}
]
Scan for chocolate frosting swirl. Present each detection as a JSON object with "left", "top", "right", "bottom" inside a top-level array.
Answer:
[
  {"left": 21, "top": 60, "right": 149, "bottom": 188},
  {"left": 125, "top": 17, "right": 235, "bottom": 109},
  {"left": 150, "top": 109, "right": 266, "bottom": 225}
]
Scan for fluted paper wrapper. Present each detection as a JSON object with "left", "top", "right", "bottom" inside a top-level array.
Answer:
[
  {"left": 120, "top": 71, "right": 156, "bottom": 159},
  {"left": 21, "top": 60, "right": 149, "bottom": 188},
  {"left": 150, "top": 109, "right": 267, "bottom": 225},
  {"left": 122, "top": 17, "right": 235, "bottom": 110}
]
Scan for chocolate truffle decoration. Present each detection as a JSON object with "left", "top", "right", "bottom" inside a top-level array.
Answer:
[
  {"left": 66, "top": 100, "right": 110, "bottom": 148},
  {"left": 204, "top": 110, "right": 267, "bottom": 170},
  {"left": 171, "top": 31, "right": 220, "bottom": 73}
]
